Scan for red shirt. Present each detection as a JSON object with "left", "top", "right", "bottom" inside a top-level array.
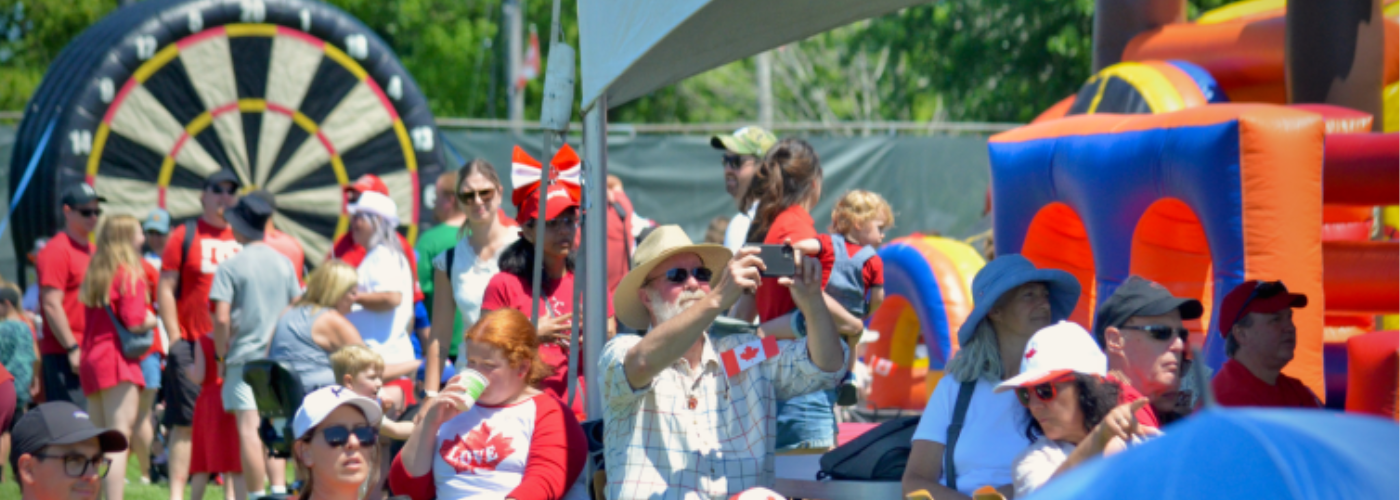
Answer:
[
  {"left": 141, "top": 261, "right": 163, "bottom": 355},
  {"left": 605, "top": 192, "right": 635, "bottom": 295},
  {"left": 815, "top": 234, "right": 885, "bottom": 291},
  {"left": 162, "top": 219, "right": 240, "bottom": 341},
  {"left": 1212, "top": 358, "right": 1322, "bottom": 409},
  {"left": 481, "top": 270, "right": 613, "bottom": 420},
  {"left": 35, "top": 232, "right": 92, "bottom": 355},
  {"left": 1109, "top": 374, "right": 1162, "bottom": 429},
  {"left": 331, "top": 233, "right": 423, "bottom": 302},
  {"left": 80, "top": 266, "right": 149, "bottom": 395},
  {"left": 754, "top": 205, "right": 823, "bottom": 322},
  {"left": 264, "top": 229, "right": 306, "bottom": 282}
]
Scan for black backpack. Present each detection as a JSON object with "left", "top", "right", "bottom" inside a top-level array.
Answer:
[{"left": 816, "top": 416, "right": 920, "bottom": 481}]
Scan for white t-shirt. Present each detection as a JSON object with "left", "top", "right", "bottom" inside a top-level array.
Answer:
[
  {"left": 433, "top": 395, "right": 589, "bottom": 500},
  {"left": 432, "top": 232, "right": 519, "bottom": 366},
  {"left": 723, "top": 202, "right": 759, "bottom": 252},
  {"left": 345, "top": 245, "right": 415, "bottom": 364},
  {"left": 1012, "top": 437, "right": 1076, "bottom": 498},
  {"left": 911, "top": 375, "right": 1029, "bottom": 495}
]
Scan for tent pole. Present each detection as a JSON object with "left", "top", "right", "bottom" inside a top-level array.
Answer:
[
  {"left": 583, "top": 96, "right": 607, "bottom": 423},
  {"left": 529, "top": 133, "right": 553, "bottom": 327}
]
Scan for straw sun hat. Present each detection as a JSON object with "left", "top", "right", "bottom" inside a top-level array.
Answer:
[{"left": 615, "top": 225, "right": 733, "bottom": 330}]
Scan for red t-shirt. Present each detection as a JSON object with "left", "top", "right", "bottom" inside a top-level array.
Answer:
[
  {"left": 80, "top": 266, "right": 149, "bottom": 395},
  {"left": 754, "top": 205, "right": 823, "bottom": 322},
  {"left": 264, "top": 229, "right": 306, "bottom": 282},
  {"left": 1109, "top": 374, "right": 1162, "bottom": 429},
  {"left": 162, "top": 219, "right": 240, "bottom": 341},
  {"left": 815, "top": 234, "right": 885, "bottom": 291},
  {"left": 605, "top": 192, "right": 635, "bottom": 295},
  {"left": 481, "top": 270, "right": 613, "bottom": 420},
  {"left": 141, "top": 261, "right": 163, "bottom": 355},
  {"left": 35, "top": 232, "right": 92, "bottom": 355},
  {"left": 331, "top": 233, "right": 423, "bottom": 302},
  {"left": 1212, "top": 358, "right": 1322, "bottom": 409}
]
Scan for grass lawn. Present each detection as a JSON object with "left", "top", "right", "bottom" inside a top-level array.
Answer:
[{"left": 0, "top": 455, "right": 296, "bottom": 500}]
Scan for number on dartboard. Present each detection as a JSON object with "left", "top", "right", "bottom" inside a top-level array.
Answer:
[
  {"left": 411, "top": 126, "right": 434, "bottom": 152},
  {"left": 188, "top": 11, "right": 203, "bottom": 33},
  {"left": 240, "top": 0, "right": 266, "bottom": 23},
  {"left": 299, "top": 9, "right": 312, "bottom": 32},
  {"left": 345, "top": 34, "right": 368, "bottom": 59},
  {"left": 70, "top": 130, "right": 92, "bottom": 156},
  {"left": 99, "top": 78, "right": 114, "bottom": 104},
  {"left": 134, "top": 35, "right": 157, "bottom": 60},
  {"left": 387, "top": 76, "right": 403, "bottom": 101}
]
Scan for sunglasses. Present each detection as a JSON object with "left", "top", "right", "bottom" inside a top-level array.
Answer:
[
  {"left": 527, "top": 214, "right": 577, "bottom": 230},
  {"left": 648, "top": 267, "right": 713, "bottom": 286},
  {"left": 77, "top": 208, "right": 102, "bottom": 218},
  {"left": 1015, "top": 376, "right": 1074, "bottom": 406},
  {"left": 1236, "top": 280, "right": 1286, "bottom": 322},
  {"left": 457, "top": 188, "right": 496, "bottom": 205},
  {"left": 315, "top": 424, "right": 379, "bottom": 448},
  {"left": 206, "top": 185, "right": 237, "bottom": 195},
  {"left": 1122, "top": 324, "right": 1189, "bottom": 343},
  {"left": 32, "top": 452, "right": 112, "bottom": 478},
  {"left": 722, "top": 154, "right": 752, "bottom": 170}
]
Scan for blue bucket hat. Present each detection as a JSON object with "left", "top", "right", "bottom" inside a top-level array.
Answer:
[{"left": 958, "top": 254, "right": 1082, "bottom": 344}]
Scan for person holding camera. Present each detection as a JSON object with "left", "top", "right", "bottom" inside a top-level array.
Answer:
[{"left": 600, "top": 225, "right": 848, "bottom": 500}]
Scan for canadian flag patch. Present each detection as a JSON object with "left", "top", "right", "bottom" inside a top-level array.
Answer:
[{"left": 720, "top": 336, "right": 780, "bottom": 377}]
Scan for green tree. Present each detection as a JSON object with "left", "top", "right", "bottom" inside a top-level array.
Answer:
[{"left": 0, "top": 0, "right": 118, "bottom": 110}]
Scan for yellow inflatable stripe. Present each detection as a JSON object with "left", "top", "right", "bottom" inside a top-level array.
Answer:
[
  {"left": 1099, "top": 62, "right": 1186, "bottom": 114},
  {"left": 238, "top": 98, "right": 267, "bottom": 113},
  {"left": 1197, "top": 0, "right": 1285, "bottom": 24},
  {"left": 224, "top": 23, "right": 278, "bottom": 38},
  {"left": 86, "top": 124, "right": 111, "bottom": 177},
  {"left": 133, "top": 45, "right": 180, "bottom": 83},
  {"left": 1386, "top": 0, "right": 1398, "bottom": 19},
  {"left": 1384, "top": 82, "right": 1397, "bottom": 133},
  {"left": 185, "top": 112, "right": 213, "bottom": 137},
  {"left": 1087, "top": 76, "right": 1109, "bottom": 114},
  {"left": 323, "top": 44, "right": 368, "bottom": 80}
]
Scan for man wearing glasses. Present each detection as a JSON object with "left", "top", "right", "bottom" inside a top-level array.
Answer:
[
  {"left": 35, "top": 183, "right": 106, "bottom": 409},
  {"left": 1093, "top": 276, "right": 1205, "bottom": 428},
  {"left": 1211, "top": 280, "right": 1321, "bottom": 408},
  {"left": 156, "top": 169, "right": 242, "bottom": 500},
  {"left": 10, "top": 401, "right": 127, "bottom": 499},
  {"left": 710, "top": 126, "right": 777, "bottom": 252}
]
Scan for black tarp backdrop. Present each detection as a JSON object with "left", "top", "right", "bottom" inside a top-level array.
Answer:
[{"left": 0, "top": 125, "right": 991, "bottom": 282}]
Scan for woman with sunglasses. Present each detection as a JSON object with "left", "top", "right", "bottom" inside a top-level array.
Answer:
[
  {"left": 291, "top": 385, "right": 383, "bottom": 500},
  {"left": 903, "top": 255, "right": 1080, "bottom": 499},
  {"left": 994, "top": 322, "right": 1159, "bottom": 497},
  {"left": 478, "top": 173, "right": 615, "bottom": 420},
  {"left": 425, "top": 160, "right": 520, "bottom": 396},
  {"left": 77, "top": 215, "right": 160, "bottom": 500},
  {"left": 392, "top": 308, "right": 588, "bottom": 500}
]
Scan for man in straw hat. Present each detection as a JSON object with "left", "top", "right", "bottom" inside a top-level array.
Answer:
[{"left": 601, "top": 225, "right": 848, "bottom": 500}]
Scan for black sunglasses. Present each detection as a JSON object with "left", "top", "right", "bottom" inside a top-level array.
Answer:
[
  {"left": 1236, "top": 280, "right": 1286, "bottom": 322},
  {"left": 316, "top": 424, "right": 378, "bottom": 448},
  {"left": 649, "top": 267, "right": 713, "bottom": 285},
  {"left": 1122, "top": 324, "right": 1190, "bottom": 343},
  {"left": 457, "top": 188, "right": 495, "bottom": 205},
  {"left": 1015, "top": 376, "right": 1074, "bottom": 406},
  {"left": 32, "top": 452, "right": 112, "bottom": 478},
  {"left": 722, "top": 154, "right": 752, "bottom": 170},
  {"left": 206, "top": 184, "right": 238, "bottom": 195},
  {"left": 527, "top": 214, "right": 577, "bottom": 230},
  {"left": 77, "top": 208, "right": 102, "bottom": 218}
]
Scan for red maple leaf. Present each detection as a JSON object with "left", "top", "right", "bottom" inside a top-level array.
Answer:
[
  {"left": 438, "top": 422, "right": 517, "bottom": 474},
  {"left": 739, "top": 345, "right": 760, "bottom": 361},
  {"left": 1025, "top": 348, "right": 1037, "bottom": 359}
]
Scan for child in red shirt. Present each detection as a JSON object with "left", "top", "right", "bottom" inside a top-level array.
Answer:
[{"left": 817, "top": 190, "right": 894, "bottom": 405}]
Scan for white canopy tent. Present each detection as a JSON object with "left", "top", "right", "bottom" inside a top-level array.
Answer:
[{"left": 574, "top": 0, "right": 933, "bottom": 420}]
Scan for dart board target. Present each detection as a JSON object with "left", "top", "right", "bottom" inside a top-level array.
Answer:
[{"left": 10, "top": 0, "right": 446, "bottom": 265}]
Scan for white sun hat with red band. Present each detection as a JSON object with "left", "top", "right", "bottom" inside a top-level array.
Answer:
[{"left": 994, "top": 320, "right": 1107, "bottom": 393}]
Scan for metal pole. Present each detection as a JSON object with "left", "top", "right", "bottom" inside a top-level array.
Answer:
[
  {"left": 756, "top": 51, "right": 774, "bottom": 130},
  {"left": 582, "top": 96, "right": 607, "bottom": 422},
  {"left": 506, "top": 0, "right": 525, "bottom": 130},
  {"left": 530, "top": 133, "right": 554, "bottom": 327}
]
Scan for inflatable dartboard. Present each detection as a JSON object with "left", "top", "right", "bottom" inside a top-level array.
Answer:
[{"left": 9, "top": 0, "right": 445, "bottom": 265}]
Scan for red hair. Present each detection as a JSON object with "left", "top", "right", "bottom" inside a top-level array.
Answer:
[{"left": 466, "top": 309, "right": 551, "bottom": 386}]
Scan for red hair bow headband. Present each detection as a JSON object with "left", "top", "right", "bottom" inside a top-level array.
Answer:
[{"left": 511, "top": 144, "right": 582, "bottom": 207}]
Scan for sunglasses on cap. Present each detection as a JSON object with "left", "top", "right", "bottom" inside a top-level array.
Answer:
[
  {"left": 1015, "top": 375, "right": 1075, "bottom": 406},
  {"left": 722, "top": 154, "right": 752, "bottom": 170},
  {"left": 1122, "top": 324, "right": 1189, "bottom": 343},
  {"left": 457, "top": 188, "right": 495, "bottom": 205},
  {"left": 309, "top": 424, "right": 378, "bottom": 448},
  {"left": 647, "top": 267, "right": 713, "bottom": 286},
  {"left": 76, "top": 208, "right": 102, "bottom": 218},
  {"left": 31, "top": 452, "right": 112, "bottom": 478}
]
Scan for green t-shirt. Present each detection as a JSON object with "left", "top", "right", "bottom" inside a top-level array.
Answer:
[
  {"left": 415, "top": 222, "right": 464, "bottom": 355},
  {"left": 0, "top": 319, "right": 37, "bottom": 406}
]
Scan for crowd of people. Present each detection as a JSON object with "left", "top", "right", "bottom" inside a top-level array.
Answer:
[{"left": 0, "top": 126, "right": 1325, "bottom": 500}]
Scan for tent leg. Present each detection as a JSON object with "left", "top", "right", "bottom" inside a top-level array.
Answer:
[{"left": 583, "top": 97, "right": 608, "bottom": 423}]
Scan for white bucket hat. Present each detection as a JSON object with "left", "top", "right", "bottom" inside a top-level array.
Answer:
[{"left": 348, "top": 191, "right": 400, "bottom": 227}]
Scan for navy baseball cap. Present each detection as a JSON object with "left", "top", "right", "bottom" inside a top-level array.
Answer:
[{"left": 10, "top": 402, "right": 127, "bottom": 468}]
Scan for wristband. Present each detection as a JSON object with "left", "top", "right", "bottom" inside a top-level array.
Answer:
[
  {"left": 66, "top": 344, "right": 79, "bottom": 353},
  {"left": 424, "top": 390, "right": 439, "bottom": 398}
]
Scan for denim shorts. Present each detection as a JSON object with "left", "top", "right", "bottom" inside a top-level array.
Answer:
[
  {"left": 774, "top": 389, "right": 838, "bottom": 451},
  {"left": 140, "top": 353, "right": 163, "bottom": 391}
]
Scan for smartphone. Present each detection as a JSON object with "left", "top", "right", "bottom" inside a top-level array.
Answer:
[{"left": 749, "top": 243, "right": 796, "bottom": 277}]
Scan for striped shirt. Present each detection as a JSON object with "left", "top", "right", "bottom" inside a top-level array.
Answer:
[{"left": 601, "top": 332, "right": 846, "bottom": 500}]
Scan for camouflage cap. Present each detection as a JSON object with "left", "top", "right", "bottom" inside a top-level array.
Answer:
[{"left": 710, "top": 126, "right": 777, "bottom": 157}]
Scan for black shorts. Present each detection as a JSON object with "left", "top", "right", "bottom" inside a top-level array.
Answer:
[
  {"left": 161, "top": 339, "right": 202, "bottom": 427},
  {"left": 40, "top": 353, "right": 86, "bottom": 409}
]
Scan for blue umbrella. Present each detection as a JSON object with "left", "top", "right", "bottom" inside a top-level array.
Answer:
[{"left": 1026, "top": 408, "right": 1399, "bottom": 500}]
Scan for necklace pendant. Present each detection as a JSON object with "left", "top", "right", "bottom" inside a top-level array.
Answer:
[{"left": 687, "top": 396, "right": 698, "bottom": 410}]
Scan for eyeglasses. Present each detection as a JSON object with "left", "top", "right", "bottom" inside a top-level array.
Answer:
[
  {"left": 457, "top": 188, "right": 495, "bottom": 205},
  {"left": 77, "top": 208, "right": 102, "bottom": 218},
  {"left": 1122, "top": 324, "right": 1189, "bottom": 343},
  {"left": 316, "top": 424, "right": 378, "bottom": 448},
  {"left": 1015, "top": 377, "right": 1074, "bottom": 406},
  {"left": 1236, "top": 280, "right": 1286, "bottom": 323},
  {"left": 206, "top": 185, "right": 237, "bottom": 196},
  {"left": 648, "top": 267, "right": 713, "bottom": 286},
  {"left": 722, "top": 154, "right": 752, "bottom": 170},
  {"left": 32, "top": 452, "right": 112, "bottom": 478},
  {"left": 527, "top": 214, "right": 577, "bottom": 230}
]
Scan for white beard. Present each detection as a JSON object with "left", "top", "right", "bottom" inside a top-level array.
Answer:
[{"left": 646, "top": 288, "right": 707, "bottom": 327}]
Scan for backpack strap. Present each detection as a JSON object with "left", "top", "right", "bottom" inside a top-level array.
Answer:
[
  {"left": 943, "top": 380, "right": 977, "bottom": 492},
  {"left": 176, "top": 220, "right": 196, "bottom": 300}
]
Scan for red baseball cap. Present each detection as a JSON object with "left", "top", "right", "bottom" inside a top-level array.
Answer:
[
  {"left": 515, "top": 185, "right": 578, "bottom": 226},
  {"left": 343, "top": 174, "right": 390, "bottom": 196},
  {"left": 1217, "top": 280, "right": 1308, "bottom": 337}
]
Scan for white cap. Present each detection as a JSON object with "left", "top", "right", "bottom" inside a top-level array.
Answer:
[
  {"left": 348, "top": 191, "right": 400, "bottom": 226},
  {"left": 729, "top": 487, "right": 785, "bottom": 500},
  {"left": 292, "top": 386, "right": 383, "bottom": 440},
  {"left": 994, "top": 321, "right": 1107, "bottom": 393}
]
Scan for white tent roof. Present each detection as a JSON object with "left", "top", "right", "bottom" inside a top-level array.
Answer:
[{"left": 579, "top": 0, "right": 932, "bottom": 110}]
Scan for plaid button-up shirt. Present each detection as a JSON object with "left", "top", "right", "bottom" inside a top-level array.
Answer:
[{"left": 601, "top": 332, "right": 846, "bottom": 500}]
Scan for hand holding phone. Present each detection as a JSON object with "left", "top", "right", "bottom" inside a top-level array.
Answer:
[{"left": 748, "top": 243, "right": 796, "bottom": 277}]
